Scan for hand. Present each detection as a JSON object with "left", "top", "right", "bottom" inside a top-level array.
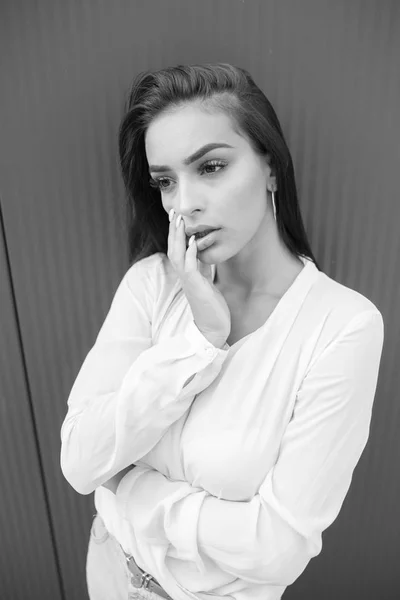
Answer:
[{"left": 168, "top": 210, "right": 231, "bottom": 349}]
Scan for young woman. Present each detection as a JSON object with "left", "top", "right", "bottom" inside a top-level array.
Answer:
[{"left": 61, "top": 63, "right": 384, "bottom": 600}]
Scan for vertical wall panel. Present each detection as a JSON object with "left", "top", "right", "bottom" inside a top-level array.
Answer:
[
  {"left": 0, "top": 1, "right": 398, "bottom": 598},
  {"left": 0, "top": 203, "right": 62, "bottom": 600}
]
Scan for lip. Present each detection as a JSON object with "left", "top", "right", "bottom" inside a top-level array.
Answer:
[
  {"left": 189, "top": 228, "right": 220, "bottom": 251},
  {"left": 185, "top": 225, "right": 219, "bottom": 237}
]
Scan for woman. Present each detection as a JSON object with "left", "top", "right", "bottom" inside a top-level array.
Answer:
[{"left": 60, "top": 63, "right": 384, "bottom": 600}]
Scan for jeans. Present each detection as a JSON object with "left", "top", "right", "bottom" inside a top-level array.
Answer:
[{"left": 86, "top": 513, "right": 167, "bottom": 600}]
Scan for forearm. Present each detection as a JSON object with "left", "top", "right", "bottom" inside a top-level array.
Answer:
[
  {"left": 61, "top": 321, "right": 228, "bottom": 496},
  {"left": 114, "top": 468, "right": 320, "bottom": 585}
]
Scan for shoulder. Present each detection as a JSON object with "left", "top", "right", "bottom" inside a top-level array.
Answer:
[
  {"left": 123, "top": 252, "right": 180, "bottom": 314},
  {"left": 125, "top": 251, "right": 164, "bottom": 280},
  {"left": 122, "top": 253, "right": 184, "bottom": 332},
  {"left": 303, "top": 265, "right": 384, "bottom": 354},
  {"left": 313, "top": 268, "right": 381, "bottom": 319},
  {"left": 124, "top": 252, "right": 176, "bottom": 290}
]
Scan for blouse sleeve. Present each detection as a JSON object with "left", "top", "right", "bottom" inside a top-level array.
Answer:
[
  {"left": 60, "top": 260, "right": 229, "bottom": 495},
  {"left": 115, "top": 309, "right": 384, "bottom": 585}
]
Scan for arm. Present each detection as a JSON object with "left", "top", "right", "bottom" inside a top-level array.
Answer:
[
  {"left": 60, "top": 260, "right": 229, "bottom": 495},
  {"left": 114, "top": 310, "right": 384, "bottom": 585}
]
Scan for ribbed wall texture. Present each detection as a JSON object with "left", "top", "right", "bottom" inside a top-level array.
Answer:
[
  {"left": 0, "top": 1, "right": 399, "bottom": 599},
  {"left": 0, "top": 204, "right": 62, "bottom": 599}
]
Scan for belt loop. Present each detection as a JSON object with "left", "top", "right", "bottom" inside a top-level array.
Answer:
[{"left": 142, "top": 573, "right": 153, "bottom": 589}]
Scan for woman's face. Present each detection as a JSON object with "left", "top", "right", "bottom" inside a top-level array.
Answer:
[{"left": 145, "top": 102, "right": 275, "bottom": 263}]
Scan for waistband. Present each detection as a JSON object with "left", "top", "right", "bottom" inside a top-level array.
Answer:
[
  {"left": 106, "top": 524, "right": 173, "bottom": 600},
  {"left": 124, "top": 551, "right": 173, "bottom": 599}
]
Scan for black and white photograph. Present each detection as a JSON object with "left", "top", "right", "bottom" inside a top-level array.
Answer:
[{"left": 0, "top": 1, "right": 398, "bottom": 599}]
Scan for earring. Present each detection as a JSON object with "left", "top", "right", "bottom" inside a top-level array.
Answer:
[{"left": 271, "top": 190, "right": 277, "bottom": 221}]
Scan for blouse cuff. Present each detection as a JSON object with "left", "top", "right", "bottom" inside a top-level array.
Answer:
[
  {"left": 183, "top": 319, "right": 229, "bottom": 357},
  {"left": 164, "top": 487, "right": 209, "bottom": 573}
]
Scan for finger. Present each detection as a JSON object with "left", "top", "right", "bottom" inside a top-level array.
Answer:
[
  {"left": 167, "top": 210, "right": 176, "bottom": 260},
  {"left": 185, "top": 235, "right": 198, "bottom": 272},
  {"left": 168, "top": 211, "right": 184, "bottom": 272},
  {"left": 174, "top": 214, "right": 187, "bottom": 270}
]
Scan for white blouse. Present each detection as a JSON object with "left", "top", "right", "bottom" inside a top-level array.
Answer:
[{"left": 60, "top": 252, "right": 384, "bottom": 600}]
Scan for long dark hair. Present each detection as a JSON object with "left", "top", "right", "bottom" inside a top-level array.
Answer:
[{"left": 118, "top": 62, "right": 320, "bottom": 270}]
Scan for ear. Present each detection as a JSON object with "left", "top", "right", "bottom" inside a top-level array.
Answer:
[
  {"left": 264, "top": 153, "right": 277, "bottom": 192},
  {"left": 268, "top": 174, "right": 277, "bottom": 193}
]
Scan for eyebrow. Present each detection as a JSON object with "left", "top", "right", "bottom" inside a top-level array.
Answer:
[{"left": 148, "top": 142, "right": 234, "bottom": 173}]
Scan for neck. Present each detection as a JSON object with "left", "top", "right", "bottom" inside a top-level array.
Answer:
[{"left": 213, "top": 219, "right": 303, "bottom": 300}]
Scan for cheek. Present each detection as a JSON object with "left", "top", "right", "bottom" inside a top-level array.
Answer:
[{"left": 222, "top": 170, "right": 266, "bottom": 221}]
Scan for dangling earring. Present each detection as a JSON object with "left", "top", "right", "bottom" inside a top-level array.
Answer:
[{"left": 271, "top": 190, "right": 277, "bottom": 222}]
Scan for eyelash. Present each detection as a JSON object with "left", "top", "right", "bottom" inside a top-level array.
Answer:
[{"left": 148, "top": 159, "right": 228, "bottom": 192}]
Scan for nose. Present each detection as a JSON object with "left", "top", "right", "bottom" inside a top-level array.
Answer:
[{"left": 174, "top": 179, "right": 204, "bottom": 218}]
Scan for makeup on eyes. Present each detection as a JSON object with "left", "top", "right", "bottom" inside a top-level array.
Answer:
[{"left": 148, "top": 158, "right": 228, "bottom": 192}]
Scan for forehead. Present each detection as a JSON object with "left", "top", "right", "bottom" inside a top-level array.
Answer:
[{"left": 145, "top": 104, "right": 240, "bottom": 161}]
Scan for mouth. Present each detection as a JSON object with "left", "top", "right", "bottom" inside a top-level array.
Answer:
[
  {"left": 186, "top": 228, "right": 220, "bottom": 240},
  {"left": 186, "top": 228, "right": 221, "bottom": 251}
]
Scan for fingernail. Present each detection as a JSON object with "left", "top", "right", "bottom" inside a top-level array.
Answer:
[
  {"left": 175, "top": 214, "right": 182, "bottom": 229},
  {"left": 169, "top": 208, "right": 174, "bottom": 222},
  {"left": 188, "top": 235, "right": 195, "bottom": 246}
]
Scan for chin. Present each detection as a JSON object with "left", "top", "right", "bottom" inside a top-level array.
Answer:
[
  {"left": 197, "top": 253, "right": 215, "bottom": 264},
  {"left": 198, "top": 244, "right": 230, "bottom": 265}
]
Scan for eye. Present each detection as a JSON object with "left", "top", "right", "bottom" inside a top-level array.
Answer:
[
  {"left": 201, "top": 160, "right": 226, "bottom": 175},
  {"left": 148, "top": 159, "right": 227, "bottom": 192}
]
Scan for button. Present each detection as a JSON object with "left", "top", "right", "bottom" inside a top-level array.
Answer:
[
  {"left": 128, "top": 594, "right": 140, "bottom": 599},
  {"left": 206, "top": 346, "right": 216, "bottom": 358}
]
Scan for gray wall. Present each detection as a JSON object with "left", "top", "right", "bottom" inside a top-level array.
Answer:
[{"left": 0, "top": 1, "right": 399, "bottom": 599}]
